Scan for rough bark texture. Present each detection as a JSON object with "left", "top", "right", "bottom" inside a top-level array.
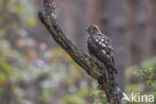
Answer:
[{"left": 38, "top": 0, "right": 121, "bottom": 103}]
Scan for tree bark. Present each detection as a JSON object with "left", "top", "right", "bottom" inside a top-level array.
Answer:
[{"left": 38, "top": 0, "right": 121, "bottom": 103}]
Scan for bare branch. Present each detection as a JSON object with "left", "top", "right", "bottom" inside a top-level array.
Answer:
[
  {"left": 38, "top": 0, "right": 120, "bottom": 103},
  {"left": 39, "top": 0, "right": 101, "bottom": 80}
]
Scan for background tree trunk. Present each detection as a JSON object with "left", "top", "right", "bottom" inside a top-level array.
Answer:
[
  {"left": 125, "top": 0, "right": 148, "bottom": 65},
  {"left": 147, "top": 0, "right": 156, "bottom": 56},
  {"left": 94, "top": 0, "right": 126, "bottom": 89}
]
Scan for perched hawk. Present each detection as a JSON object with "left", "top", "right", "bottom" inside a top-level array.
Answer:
[
  {"left": 86, "top": 25, "right": 130, "bottom": 102},
  {"left": 86, "top": 24, "right": 117, "bottom": 74}
]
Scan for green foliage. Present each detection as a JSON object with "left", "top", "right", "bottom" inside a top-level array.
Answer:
[
  {"left": 0, "top": 58, "right": 13, "bottom": 85},
  {"left": 65, "top": 94, "right": 85, "bottom": 104},
  {"left": 91, "top": 90, "right": 101, "bottom": 96},
  {"left": 0, "top": 0, "right": 96, "bottom": 103},
  {"left": 93, "top": 99, "right": 107, "bottom": 104},
  {"left": 132, "top": 58, "right": 156, "bottom": 87},
  {"left": 15, "top": 2, "right": 25, "bottom": 14},
  {"left": 91, "top": 90, "right": 107, "bottom": 104},
  {"left": 126, "top": 57, "right": 156, "bottom": 104}
]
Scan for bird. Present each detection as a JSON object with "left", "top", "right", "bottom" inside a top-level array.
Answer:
[
  {"left": 86, "top": 24, "right": 129, "bottom": 102},
  {"left": 86, "top": 24, "right": 117, "bottom": 74}
]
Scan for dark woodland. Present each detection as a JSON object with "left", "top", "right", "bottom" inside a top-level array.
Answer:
[{"left": 0, "top": 0, "right": 156, "bottom": 104}]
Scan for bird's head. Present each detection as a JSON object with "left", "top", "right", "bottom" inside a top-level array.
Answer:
[{"left": 86, "top": 24, "right": 101, "bottom": 35}]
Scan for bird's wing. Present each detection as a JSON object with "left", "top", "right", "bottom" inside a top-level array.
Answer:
[{"left": 87, "top": 35, "right": 117, "bottom": 73}]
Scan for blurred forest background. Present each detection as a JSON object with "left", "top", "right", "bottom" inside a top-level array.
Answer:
[{"left": 0, "top": 0, "right": 156, "bottom": 104}]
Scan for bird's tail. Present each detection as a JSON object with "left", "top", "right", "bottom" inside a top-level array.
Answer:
[{"left": 106, "top": 69, "right": 130, "bottom": 102}]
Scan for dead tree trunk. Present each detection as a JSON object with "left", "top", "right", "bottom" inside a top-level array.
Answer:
[{"left": 38, "top": 0, "right": 122, "bottom": 103}]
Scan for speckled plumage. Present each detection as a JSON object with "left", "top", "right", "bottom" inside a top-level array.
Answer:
[{"left": 86, "top": 25, "right": 117, "bottom": 74}]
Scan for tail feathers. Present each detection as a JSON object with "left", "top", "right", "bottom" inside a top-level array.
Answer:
[{"left": 105, "top": 61, "right": 118, "bottom": 74}]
